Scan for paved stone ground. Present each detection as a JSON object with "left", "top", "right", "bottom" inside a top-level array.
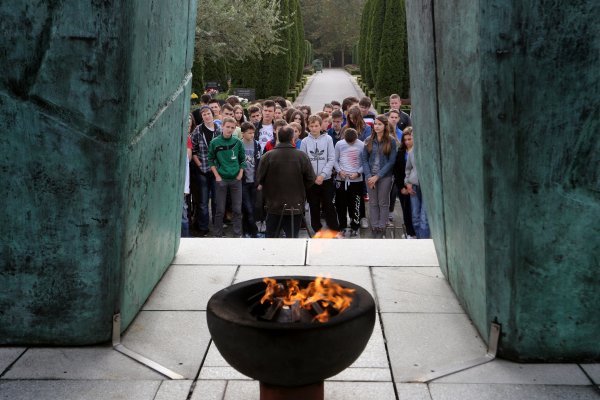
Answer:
[
  {"left": 1, "top": 239, "right": 598, "bottom": 400},
  {"left": 294, "top": 68, "right": 364, "bottom": 112}
]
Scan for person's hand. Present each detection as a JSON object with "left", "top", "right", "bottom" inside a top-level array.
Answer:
[
  {"left": 338, "top": 171, "right": 346, "bottom": 179},
  {"left": 351, "top": 172, "right": 359, "bottom": 180},
  {"left": 367, "top": 175, "right": 379, "bottom": 187},
  {"left": 315, "top": 175, "right": 324, "bottom": 185},
  {"left": 236, "top": 170, "right": 243, "bottom": 180},
  {"left": 215, "top": 175, "right": 223, "bottom": 182},
  {"left": 406, "top": 183, "right": 414, "bottom": 195},
  {"left": 257, "top": 184, "right": 262, "bottom": 191},
  {"left": 400, "top": 187, "right": 408, "bottom": 195}
]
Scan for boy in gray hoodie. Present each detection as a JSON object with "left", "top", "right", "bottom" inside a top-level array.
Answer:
[{"left": 300, "top": 114, "right": 340, "bottom": 233}]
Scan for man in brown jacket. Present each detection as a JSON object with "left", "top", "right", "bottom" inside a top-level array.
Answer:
[{"left": 257, "top": 126, "right": 316, "bottom": 238}]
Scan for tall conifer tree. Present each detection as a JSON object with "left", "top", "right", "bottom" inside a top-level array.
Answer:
[{"left": 375, "top": 0, "right": 409, "bottom": 97}]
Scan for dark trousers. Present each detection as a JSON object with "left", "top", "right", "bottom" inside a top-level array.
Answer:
[
  {"left": 335, "top": 180, "right": 362, "bottom": 230},
  {"left": 306, "top": 178, "right": 339, "bottom": 232},
  {"left": 241, "top": 182, "right": 258, "bottom": 236},
  {"left": 400, "top": 193, "right": 416, "bottom": 236},
  {"left": 266, "top": 213, "right": 302, "bottom": 238}
]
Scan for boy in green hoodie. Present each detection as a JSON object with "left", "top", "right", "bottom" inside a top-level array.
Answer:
[{"left": 208, "top": 117, "right": 246, "bottom": 237}]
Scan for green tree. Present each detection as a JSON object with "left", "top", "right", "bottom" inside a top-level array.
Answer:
[
  {"left": 203, "top": 57, "right": 228, "bottom": 90},
  {"left": 300, "top": 0, "right": 366, "bottom": 66},
  {"left": 375, "top": 0, "right": 409, "bottom": 97},
  {"left": 367, "top": 0, "right": 386, "bottom": 88},
  {"left": 359, "top": 0, "right": 373, "bottom": 84},
  {"left": 261, "top": 0, "right": 292, "bottom": 97},
  {"left": 294, "top": 0, "right": 306, "bottom": 83},
  {"left": 192, "top": 53, "right": 204, "bottom": 94},
  {"left": 288, "top": 0, "right": 300, "bottom": 88}
]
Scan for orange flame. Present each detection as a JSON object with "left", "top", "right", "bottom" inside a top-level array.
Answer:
[
  {"left": 313, "top": 229, "right": 339, "bottom": 239},
  {"left": 260, "top": 276, "right": 355, "bottom": 322}
]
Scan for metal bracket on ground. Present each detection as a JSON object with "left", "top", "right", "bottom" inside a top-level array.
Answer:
[
  {"left": 411, "top": 322, "right": 501, "bottom": 383},
  {"left": 112, "top": 313, "right": 184, "bottom": 380}
]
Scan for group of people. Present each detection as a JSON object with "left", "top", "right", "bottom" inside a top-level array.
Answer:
[{"left": 182, "top": 93, "right": 430, "bottom": 239}]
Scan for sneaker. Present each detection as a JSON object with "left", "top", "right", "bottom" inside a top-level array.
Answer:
[
  {"left": 197, "top": 229, "right": 210, "bottom": 237},
  {"left": 360, "top": 218, "right": 369, "bottom": 229},
  {"left": 386, "top": 220, "right": 394, "bottom": 227},
  {"left": 350, "top": 229, "right": 359, "bottom": 237}
]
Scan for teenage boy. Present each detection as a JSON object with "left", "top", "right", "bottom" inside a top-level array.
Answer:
[
  {"left": 248, "top": 105, "right": 262, "bottom": 124},
  {"left": 191, "top": 106, "right": 222, "bottom": 236},
  {"left": 240, "top": 122, "right": 261, "bottom": 237},
  {"left": 331, "top": 100, "right": 342, "bottom": 112},
  {"left": 341, "top": 96, "right": 359, "bottom": 126},
  {"left": 358, "top": 96, "right": 376, "bottom": 128},
  {"left": 208, "top": 117, "right": 246, "bottom": 237},
  {"left": 322, "top": 103, "right": 334, "bottom": 116},
  {"left": 254, "top": 100, "right": 276, "bottom": 152},
  {"left": 300, "top": 115, "right": 339, "bottom": 233},
  {"left": 388, "top": 94, "right": 412, "bottom": 131},
  {"left": 327, "top": 110, "right": 344, "bottom": 146},
  {"left": 334, "top": 128, "right": 365, "bottom": 236},
  {"left": 317, "top": 112, "right": 330, "bottom": 133},
  {"left": 208, "top": 99, "right": 223, "bottom": 126}
]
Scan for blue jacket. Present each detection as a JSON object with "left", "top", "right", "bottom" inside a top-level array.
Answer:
[{"left": 361, "top": 137, "right": 397, "bottom": 179}]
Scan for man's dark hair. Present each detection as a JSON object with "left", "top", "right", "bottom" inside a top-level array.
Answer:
[
  {"left": 263, "top": 100, "right": 276, "bottom": 109},
  {"left": 240, "top": 122, "right": 255, "bottom": 133},
  {"left": 359, "top": 96, "right": 372, "bottom": 107},
  {"left": 222, "top": 103, "right": 234, "bottom": 112},
  {"left": 323, "top": 103, "right": 333, "bottom": 110},
  {"left": 331, "top": 100, "right": 341, "bottom": 107},
  {"left": 248, "top": 105, "right": 261, "bottom": 115},
  {"left": 341, "top": 96, "right": 359, "bottom": 112},
  {"left": 278, "top": 126, "right": 294, "bottom": 143},
  {"left": 331, "top": 110, "right": 343, "bottom": 119},
  {"left": 226, "top": 95, "right": 241, "bottom": 106},
  {"left": 343, "top": 127, "right": 358, "bottom": 143},
  {"left": 273, "top": 97, "right": 287, "bottom": 109},
  {"left": 208, "top": 98, "right": 220, "bottom": 105},
  {"left": 200, "top": 94, "right": 212, "bottom": 104}
]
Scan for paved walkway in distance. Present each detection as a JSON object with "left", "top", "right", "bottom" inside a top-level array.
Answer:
[{"left": 295, "top": 68, "right": 364, "bottom": 111}]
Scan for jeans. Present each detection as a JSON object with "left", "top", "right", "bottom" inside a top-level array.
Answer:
[
  {"left": 214, "top": 179, "right": 242, "bottom": 237},
  {"left": 367, "top": 175, "right": 393, "bottom": 230},
  {"left": 306, "top": 178, "right": 339, "bottom": 232},
  {"left": 181, "top": 197, "right": 190, "bottom": 237},
  {"left": 197, "top": 170, "right": 216, "bottom": 231},
  {"left": 266, "top": 213, "right": 302, "bottom": 238},
  {"left": 335, "top": 180, "right": 362, "bottom": 230},
  {"left": 242, "top": 182, "right": 258, "bottom": 236},
  {"left": 410, "top": 184, "right": 431, "bottom": 239}
]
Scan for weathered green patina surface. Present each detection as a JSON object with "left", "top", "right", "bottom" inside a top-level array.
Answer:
[
  {"left": 0, "top": 0, "right": 197, "bottom": 344},
  {"left": 406, "top": 0, "right": 599, "bottom": 360}
]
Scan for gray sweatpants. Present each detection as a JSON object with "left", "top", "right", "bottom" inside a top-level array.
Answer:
[
  {"left": 367, "top": 175, "right": 393, "bottom": 230},
  {"left": 214, "top": 179, "right": 242, "bottom": 237}
]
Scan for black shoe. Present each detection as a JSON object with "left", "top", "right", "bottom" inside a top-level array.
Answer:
[{"left": 197, "top": 229, "right": 209, "bottom": 237}]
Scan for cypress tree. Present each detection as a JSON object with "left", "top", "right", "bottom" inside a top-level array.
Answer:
[
  {"left": 288, "top": 0, "right": 299, "bottom": 88},
  {"left": 192, "top": 53, "right": 204, "bottom": 94},
  {"left": 358, "top": 0, "right": 372, "bottom": 82},
  {"left": 203, "top": 57, "right": 228, "bottom": 92},
  {"left": 295, "top": 0, "right": 305, "bottom": 83},
  {"left": 362, "top": 0, "right": 375, "bottom": 87},
  {"left": 375, "top": 0, "right": 409, "bottom": 97},
  {"left": 262, "top": 0, "right": 292, "bottom": 97},
  {"left": 368, "top": 0, "right": 386, "bottom": 90}
]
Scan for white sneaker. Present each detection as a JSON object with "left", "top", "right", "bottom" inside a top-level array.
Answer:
[{"left": 360, "top": 218, "right": 369, "bottom": 229}]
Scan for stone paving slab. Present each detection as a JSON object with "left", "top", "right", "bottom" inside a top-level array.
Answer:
[
  {"left": 294, "top": 69, "right": 364, "bottom": 114},
  {"left": 381, "top": 313, "right": 487, "bottom": 382},
  {"left": 1, "top": 347, "right": 162, "bottom": 380},
  {"left": 306, "top": 239, "right": 439, "bottom": 267},
  {"left": 143, "top": 265, "right": 237, "bottom": 311},
  {"left": 234, "top": 265, "right": 375, "bottom": 295},
  {"left": 373, "top": 267, "right": 464, "bottom": 313},
  {"left": 434, "top": 359, "right": 592, "bottom": 385},
  {"left": 0, "top": 380, "right": 161, "bottom": 400},
  {"left": 154, "top": 380, "right": 193, "bottom": 400},
  {"left": 397, "top": 383, "right": 433, "bottom": 400},
  {"left": 222, "top": 380, "right": 397, "bottom": 400},
  {"left": 121, "top": 311, "right": 209, "bottom": 379},
  {"left": 428, "top": 383, "right": 599, "bottom": 400},
  {"left": 581, "top": 364, "right": 600, "bottom": 385},
  {"left": 174, "top": 238, "right": 306, "bottom": 265},
  {"left": 190, "top": 380, "right": 227, "bottom": 400},
  {"left": 0, "top": 347, "right": 25, "bottom": 375}
]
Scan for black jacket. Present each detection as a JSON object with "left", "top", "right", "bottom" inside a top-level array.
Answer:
[{"left": 257, "top": 143, "right": 316, "bottom": 215}]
